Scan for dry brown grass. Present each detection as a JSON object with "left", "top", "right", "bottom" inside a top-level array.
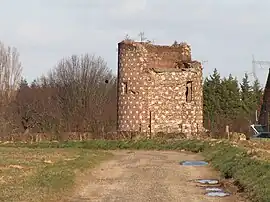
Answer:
[
  {"left": 0, "top": 147, "right": 112, "bottom": 202},
  {"left": 205, "top": 137, "right": 270, "bottom": 161}
]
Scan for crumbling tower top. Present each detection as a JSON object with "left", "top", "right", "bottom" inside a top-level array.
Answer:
[
  {"left": 117, "top": 40, "right": 200, "bottom": 74},
  {"left": 119, "top": 40, "right": 192, "bottom": 62}
]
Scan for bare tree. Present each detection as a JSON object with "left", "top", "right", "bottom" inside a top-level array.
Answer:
[
  {"left": 47, "top": 54, "right": 117, "bottom": 135},
  {"left": 5, "top": 52, "right": 116, "bottom": 140},
  {"left": 0, "top": 41, "right": 22, "bottom": 135},
  {"left": 0, "top": 42, "right": 22, "bottom": 101}
]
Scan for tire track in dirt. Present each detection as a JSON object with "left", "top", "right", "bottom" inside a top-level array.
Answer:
[{"left": 68, "top": 150, "right": 245, "bottom": 202}]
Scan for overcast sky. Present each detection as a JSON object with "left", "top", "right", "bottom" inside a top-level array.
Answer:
[{"left": 0, "top": 0, "right": 269, "bottom": 86}]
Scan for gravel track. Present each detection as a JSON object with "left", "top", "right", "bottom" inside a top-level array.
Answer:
[{"left": 68, "top": 150, "right": 245, "bottom": 202}]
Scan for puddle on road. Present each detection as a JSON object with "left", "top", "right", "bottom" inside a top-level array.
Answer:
[
  {"left": 189, "top": 178, "right": 231, "bottom": 198},
  {"left": 205, "top": 186, "right": 230, "bottom": 198},
  {"left": 205, "top": 187, "right": 223, "bottom": 192},
  {"left": 180, "top": 161, "right": 208, "bottom": 166},
  {"left": 195, "top": 179, "right": 219, "bottom": 185},
  {"left": 206, "top": 192, "right": 230, "bottom": 197}
]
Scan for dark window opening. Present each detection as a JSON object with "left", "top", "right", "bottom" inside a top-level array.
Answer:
[{"left": 186, "top": 81, "right": 192, "bottom": 102}]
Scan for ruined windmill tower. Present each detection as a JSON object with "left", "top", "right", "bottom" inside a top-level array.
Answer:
[{"left": 117, "top": 40, "right": 203, "bottom": 137}]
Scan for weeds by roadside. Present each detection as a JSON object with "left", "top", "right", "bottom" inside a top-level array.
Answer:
[
  {"left": 0, "top": 139, "right": 208, "bottom": 152},
  {"left": 1, "top": 139, "right": 270, "bottom": 202},
  {"left": 0, "top": 147, "right": 112, "bottom": 202}
]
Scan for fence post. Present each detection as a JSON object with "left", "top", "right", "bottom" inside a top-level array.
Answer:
[
  {"left": 226, "top": 125, "right": 230, "bottom": 140},
  {"left": 148, "top": 111, "right": 152, "bottom": 139}
]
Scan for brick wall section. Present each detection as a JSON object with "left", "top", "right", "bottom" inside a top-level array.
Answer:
[{"left": 117, "top": 41, "right": 203, "bottom": 137}]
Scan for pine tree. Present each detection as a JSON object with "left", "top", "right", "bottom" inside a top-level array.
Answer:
[
  {"left": 203, "top": 77, "right": 211, "bottom": 129},
  {"left": 252, "top": 78, "right": 263, "bottom": 106},
  {"left": 209, "top": 68, "right": 222, "bottom": 114},
  {"left": 203, "top": 70, "right": 263, "bottom": 133},
  {"left": 220, "top": 74, "right": 241, "bottom": 122},
  {"left": 203, "top": 69, "right": 222, "bottom": 130},
  {"left": 240, "top": 73, "right": 252, "bottom": 115}
]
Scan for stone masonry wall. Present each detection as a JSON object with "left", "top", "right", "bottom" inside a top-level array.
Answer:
[{"left": 117, "top": 40, "right": 203, "bottom": 137}]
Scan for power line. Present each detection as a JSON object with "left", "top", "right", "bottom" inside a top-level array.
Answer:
[
  {"left": 252, "top": 55, "right": 270, "bottom": 123},
  {"left": 252, "top": 54, "right": 270, "bottom": 84}
]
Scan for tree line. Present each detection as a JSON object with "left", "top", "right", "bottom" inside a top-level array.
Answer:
[
  {"left": 0, "top": 40, "right": 265, "bottom": 139},
  {"left": 203, "top": 69, "right": 263, "bottom": 135},
  {"left": 0, "top": 41, "right": 116, "bottom": 139}
]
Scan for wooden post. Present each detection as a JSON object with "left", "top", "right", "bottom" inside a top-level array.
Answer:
[
  {"left": 266, "top": 110, "right": 270, "bottom": 132},
  {"left": 255, "top": 110, "right": 258, "bottom": 124},
  {"left": 226, "top": 125, "right": 230, "bottom": 140},
  {"left": 149, "top": 111, "right": 152, "bottom": 139},
  {"left": 102, "top": 126, "right": 105, "bottom": 139}
]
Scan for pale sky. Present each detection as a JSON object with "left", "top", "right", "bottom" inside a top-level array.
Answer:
[{"left": 0, "top": 0, "right": 270, "bottom": 87}]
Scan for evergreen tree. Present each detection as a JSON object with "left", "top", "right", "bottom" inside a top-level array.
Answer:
[
  {"left": 209, "top": 68, "right": 222, "bottom": 114},
  {"left": 203, "top": 70, "right": 263, "bottom": 133},
  {"left": 240, "top": 73, "right": 252, "bottom": 115},
  {"left": 203, "top": 77, "right": 212, "bottom": 129},
  {"left": 252, "top": 78, "right": 263, "bottom": 107},
  {"left": 220, "top": 74, "right": 241, "bottom": 122},
  {"left": 203, "top": 68, "right": 222, "bottom": 130}
]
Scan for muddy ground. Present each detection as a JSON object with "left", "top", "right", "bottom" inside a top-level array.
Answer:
[{"left": 68, "top": 150, "right": 246, "bottom": 202}]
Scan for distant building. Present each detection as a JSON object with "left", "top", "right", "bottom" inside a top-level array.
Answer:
[{"left": 117, "top": 40, "right": 203, "bottom": 136}]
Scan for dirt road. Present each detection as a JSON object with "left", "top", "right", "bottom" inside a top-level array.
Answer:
[{"left": 69, "top": 150, "right": 244, "bottom": 202}]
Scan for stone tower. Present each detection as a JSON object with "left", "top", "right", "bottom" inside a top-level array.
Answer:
[{"left": 117, "top": 40, "right": 203, "bottom": 136}]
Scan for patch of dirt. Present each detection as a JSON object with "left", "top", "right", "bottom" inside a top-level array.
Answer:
[
  {"left": 68, "top": 150, "right": 246, "bottom": 202},
  {"left": 8, "top": 164, "right": 24, "bottom": 169},
  {"left": 43, "top": 160, "right": 53, "bottom": 164}
]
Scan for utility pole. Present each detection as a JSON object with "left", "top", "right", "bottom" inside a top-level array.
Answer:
[{"left": 252, "top": 55, "right": 270, "bottom": 126}]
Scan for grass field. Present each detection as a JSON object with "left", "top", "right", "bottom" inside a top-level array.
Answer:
[
  {"left": 1, "top": 139, "right": 270, "bottom": 202},
  {"left": 0, "top": 147, "right": 112, "bottom": 202}
]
